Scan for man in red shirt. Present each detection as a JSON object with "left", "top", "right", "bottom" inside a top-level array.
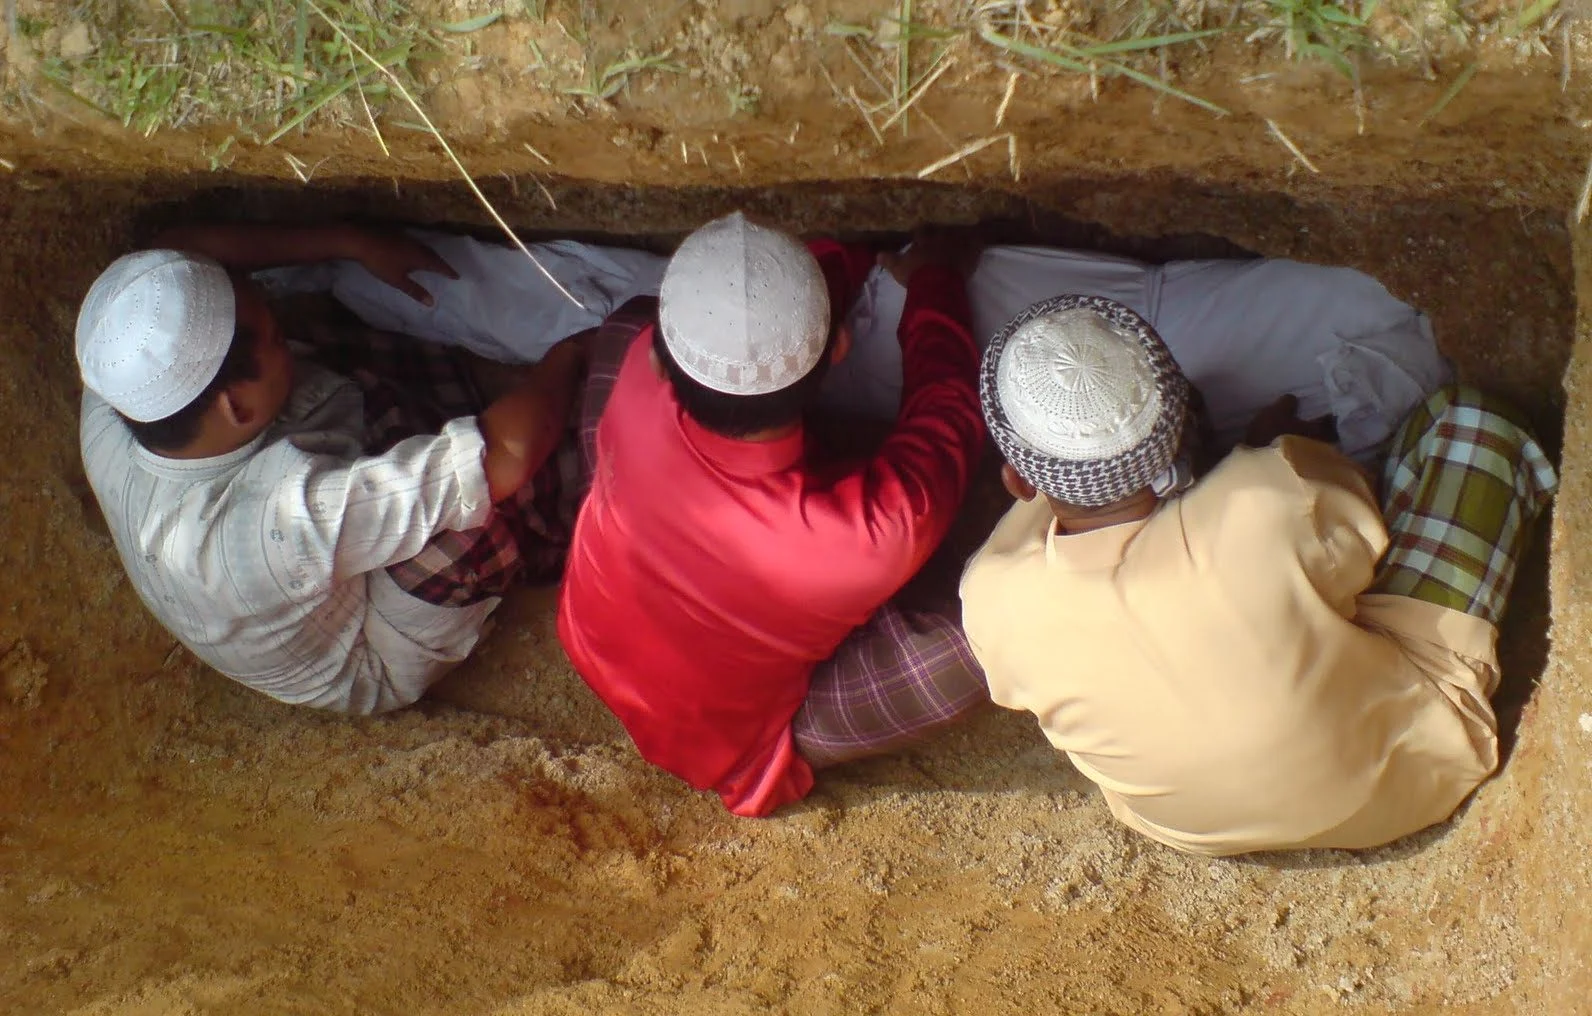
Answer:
[{"left": 557, "top": 212, "right": 988, "bottom": 816}]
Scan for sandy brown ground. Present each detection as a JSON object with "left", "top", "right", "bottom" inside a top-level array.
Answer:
[{"left": 2, "top": 4, "right": 1592, "bottom": 1014}]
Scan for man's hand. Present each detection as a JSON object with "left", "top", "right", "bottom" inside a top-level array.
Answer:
[
  {"left": 149, "top": 221, "right": 459, "bottom": 306},
  {"left": 878, "top": 226, "right": 984, "bottom": 285},
  {"left": 346, "top": 229, "right": 460, "bottom": 307},
  {"left": 1243, "top": 394, "right": 1338, "bottom": 448}
]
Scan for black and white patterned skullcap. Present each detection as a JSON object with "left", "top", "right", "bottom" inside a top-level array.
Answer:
[{"left": 980, "top": 295, "right": 1190, "bottom": 508}]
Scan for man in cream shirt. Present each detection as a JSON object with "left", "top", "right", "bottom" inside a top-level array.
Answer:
[{"left": 959, "top": 294, "right": 1557, "bottom": 856}]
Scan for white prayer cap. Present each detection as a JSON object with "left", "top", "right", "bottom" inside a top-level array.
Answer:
[
  {"left": 75, "top": 250, "right": 237, "bottom": 423},
  {"left": 981, "top": 295, "right": 1189, "bottom": 507},
  {"left": 658, "top": 211, "right": 830, "bottom": 396}
]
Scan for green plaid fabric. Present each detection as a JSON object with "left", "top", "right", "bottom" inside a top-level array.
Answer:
[{"left": 1371, "top": 384, "right": 1557, "bottom": 625}]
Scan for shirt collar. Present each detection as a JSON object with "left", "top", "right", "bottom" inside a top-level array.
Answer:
[
  {"left": 679, "top": 413, "right": 807, "bottom": 476},
  {"left": 1045, "top": 514, "right": 1151, "bottom": 571},
  {"left": 134, "top": 429, "right": 270, "bottom": 481},
  {"left": 129, "top": 360, "right": 341, "bottom": 482}
]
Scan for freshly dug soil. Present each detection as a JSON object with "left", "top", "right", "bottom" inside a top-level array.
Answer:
[{"left": 2, "top": 4, "right": 1591, "bottom": 1014}]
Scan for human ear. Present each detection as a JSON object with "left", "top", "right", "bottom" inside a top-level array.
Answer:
[
  {"left": 217, "top": 387, "right": 262, "bottom": 430},
  {"left": 1000, "top": 463, "right": 1037, "bottom": 502},
  {"left": 216, "top": 389, "right": 247, "bottom": 429}
]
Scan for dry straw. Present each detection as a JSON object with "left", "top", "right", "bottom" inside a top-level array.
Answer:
[{"left": 306, "top": 0, "right": 584, "bottom": 310}]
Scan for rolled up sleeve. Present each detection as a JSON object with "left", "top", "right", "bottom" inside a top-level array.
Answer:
[{"left": 276, "top": 416, "right": 494, "bottom": 584}]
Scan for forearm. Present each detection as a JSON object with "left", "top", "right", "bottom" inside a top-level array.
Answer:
[
  {"left": 899, "top": 264, "right": 979, "bottom": 403},
  {"left": 807, "top": 238, "right": 878, "bottom": 328},
  {"left": 149, "top": 222, "right": 370, "bottom": 272},
  {"left": 478, "top": 344, "right": 586, "bottom": 502},
  {"left": 867, "top": 264, "right": 984, "bottom": 540}
]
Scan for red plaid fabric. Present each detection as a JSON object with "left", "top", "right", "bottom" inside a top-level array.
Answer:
[
  {"left": 286, "top": 297, "right": 653, "bottom": 607},
  {"left": 792, "top": 602, "right": 989, "bottom": 768}
]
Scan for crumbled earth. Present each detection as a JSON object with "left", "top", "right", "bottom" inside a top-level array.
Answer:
[{"left": 1, "top": 2, "right": 1590, "bottom": 1014}]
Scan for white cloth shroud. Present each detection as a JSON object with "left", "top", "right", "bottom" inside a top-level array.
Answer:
[
  {"left": 828, "top": 246, "right": 1453, "bottom": 462},
  {"left": 259, "top": 234, "right": 1452, "bottom": 462},
  {"left": 255, "top": 229, "right": 669, "bottom": 363}
]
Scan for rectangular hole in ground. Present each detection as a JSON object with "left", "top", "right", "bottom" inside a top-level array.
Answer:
[{"left": 0, "top": 170, "right": 1572, "bottom": 1014}]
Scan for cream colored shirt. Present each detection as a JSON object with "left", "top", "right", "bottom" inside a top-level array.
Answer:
[{"left": 960, "top": 438, "right": 1500, "bottom": 856}]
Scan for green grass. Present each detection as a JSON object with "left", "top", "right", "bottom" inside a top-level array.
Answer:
[
  {"left": 9, "top": 0, "right": 1575, "bottom": 139},
  {"left": 726, "top": 82, "right": 761, "bottom": 117},
  {"left": 978, "top": 23, "right": 1231, "bottom": 114},
  {"left": 563, "top": 49, "right": 682, "bottom": 101},
  {"left": 31, "top": 0, "right": 497, "bottom": 141},
  {"left": 1248, "top": 0, "right": 1379, "bottom": 78}
]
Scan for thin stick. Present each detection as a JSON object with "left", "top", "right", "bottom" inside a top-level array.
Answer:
[
  {"left": 848, "top": 86, "right": 886, "bottom": 145},
  {"left": 896, "top": 0, "right": 913, "bottom": 133},
  {"left": 0, "top": 156, "right": 14, "bottom": 171},
  {"left": 818, "top": 54, "right": 884, "bottom": 145},
  {"left": 1562, "top": 20, "right": 1573, "bottom": 93},
  {"left": 306, "top": 0, "right": 584, "bottom": 309},
  {"left": 532, "top": 175, "right": 557, "bottom": 211},
  {"left": 1265, "top": 118, "right": 1319, "bottom": 174},
  {"left": 1574, "top": 150, "right": 1592, "bottom": 224},
  {"left": 1006, "top": 133, "right": 1020, "bottom": 181},
  {"left": 995, "top": 71, "right": 1018, "bottom": 127},
  {"left": 731, "top": 146, "right": 745, "bottom": 173},
  {"left": 917, "top": 133, "right": 1008, "bottom": 178},
  {"left": 521, "top": 141, "right": 552, "bottom": 165},
  {"left": 878, "top": 53, "right": 956, "bottom": 133},
  {"left": 842, "top": 39, "right": 893, "bottom": 101},
  {"left": 348, "top": 48, "right": 389, "bottom": 156}
]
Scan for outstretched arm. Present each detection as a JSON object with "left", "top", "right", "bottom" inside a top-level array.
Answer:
[
  {"left": 150, "top": 222, "right": 459, "bottom": 305},
  {"left": 859, "top": 228, "right": 986, "bottom": 557}
]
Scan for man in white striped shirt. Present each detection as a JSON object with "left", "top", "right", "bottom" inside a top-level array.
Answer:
[{"left": 77, "top": 222, "right": 591, "bottom": 713}]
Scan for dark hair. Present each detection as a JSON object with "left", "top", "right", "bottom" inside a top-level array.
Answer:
[
  {"left": 652, "top": 327, "right": 834, "bottom": 438},
  {"left": 121, "top": 323, "right": 262, "bottom": 452}
]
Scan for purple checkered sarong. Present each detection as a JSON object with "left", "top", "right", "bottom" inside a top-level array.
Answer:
[
  {"left": 792, "top": 602, "right": 989, "bottom": 768},
  {"left": 288, "top": 296, "right": 652, "bottom": 607}
]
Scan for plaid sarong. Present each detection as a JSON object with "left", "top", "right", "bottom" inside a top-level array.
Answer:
[
  {"left": 289, "top": 296, "right": 655, "bottom": 607},
  {"left": 1371, "top": 384, "right": 1558, "bottom": 626},
  {"left": 792, "top": 602, "right": 989, "bottom": 768}
]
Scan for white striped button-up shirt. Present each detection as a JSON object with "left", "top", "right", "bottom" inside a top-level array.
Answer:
[{"left": 80, "top": 360, "right": 495, "bottom": 713}]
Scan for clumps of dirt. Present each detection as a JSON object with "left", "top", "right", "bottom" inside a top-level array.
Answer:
[
  {"left": 0, "top": 24, "right": 1585, "bottom": 1004},
  {"left": 1, "top": 640, "right": 47, "bottom": 710}
]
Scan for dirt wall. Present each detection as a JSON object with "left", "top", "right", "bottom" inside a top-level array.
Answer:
[{"left": 3, "top": 6, "right": 1592, "bottom": 1013}]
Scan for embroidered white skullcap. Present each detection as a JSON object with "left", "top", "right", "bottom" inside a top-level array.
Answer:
[
  {"left": 75, "top": 250, "right": 236, "bottom": 422},
  {"left": 658, "top": 211, "right": 830, "bottom": 396},
  {"left": 997, "top": 308, "right": 1162, "bottom": 460},
  {"left": 981, "top": 295, "right": 1189, "bottom": 508}
]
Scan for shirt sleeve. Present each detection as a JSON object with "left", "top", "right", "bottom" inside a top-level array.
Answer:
[
  {"left": 1272, "top": 437, "right": 1389, "bottom": 616},
  {"left": 272, "top": 416, "right": 494, "bottom": 584},
  {"left": 806, "top": 238, "right": 878, "bottom": 328},
  {"left": 849, "top": 263, "right": 986, "bottom": 560}
]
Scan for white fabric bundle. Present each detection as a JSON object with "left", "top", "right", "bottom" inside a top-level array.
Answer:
[
  {"left": 826, "top": 245, "right": 1454, "bottom": 463},
  {"left": 256, "top": 229, "right": 668, "bottom": 363},
  {"left": 260, "top": 232, "right": 1452, "bottom": 464}
]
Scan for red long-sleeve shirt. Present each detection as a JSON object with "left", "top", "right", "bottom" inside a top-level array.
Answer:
[{"left": 556, "top": 241, "right": 983, "bottom": 816}]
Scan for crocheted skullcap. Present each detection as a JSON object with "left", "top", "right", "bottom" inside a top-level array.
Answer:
[{"left": 981, "top": 295, "right": 1189, "bottom": 507}]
